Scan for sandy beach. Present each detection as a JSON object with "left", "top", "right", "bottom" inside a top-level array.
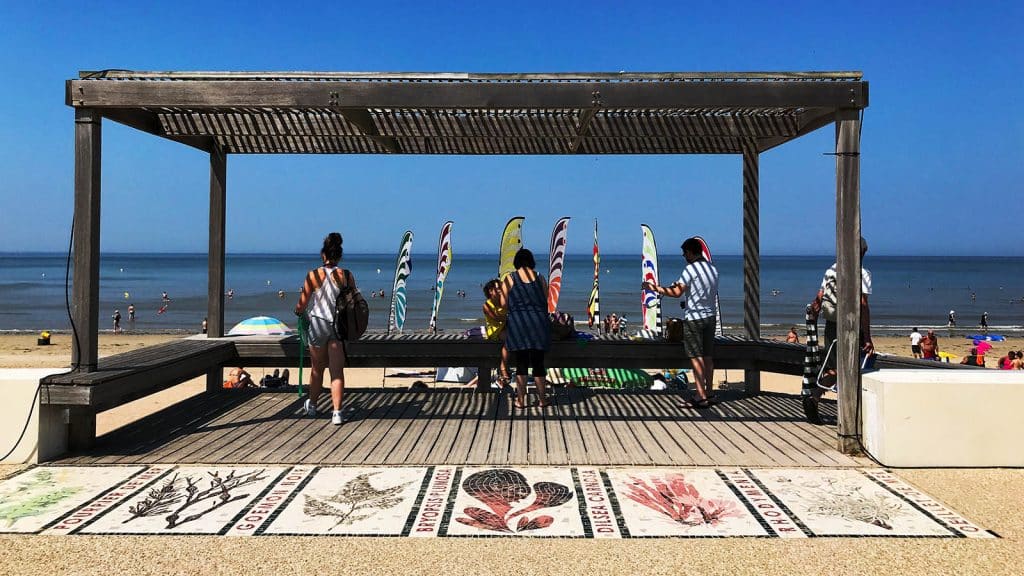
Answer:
[{"left": 2, "top": 332, "right": 1022, "bottom": 575}]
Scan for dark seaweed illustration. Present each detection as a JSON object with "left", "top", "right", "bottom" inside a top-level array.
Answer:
[
  {"left": 303, "top": 472, "right": 413, "bottom": 529},
  {"left": 126, "top": 469, "right": 267, "bottom": 529},
  {"left": 456, "top": 469, "right": 573, "bottom": 534},
  {"left": 623, "top": 473, "right": 741, "bottom": 528}
]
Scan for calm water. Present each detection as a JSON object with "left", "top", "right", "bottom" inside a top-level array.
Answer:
[{"left": 1, "top": 252, "right": 1022, "bottom": 336}]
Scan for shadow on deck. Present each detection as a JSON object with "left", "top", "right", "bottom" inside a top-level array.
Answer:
[{"left": 53, "top": 387, "right": 867, "bottom": 468}]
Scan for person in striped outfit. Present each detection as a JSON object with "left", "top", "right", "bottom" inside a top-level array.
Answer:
[
  {"left": 644, "top": 237, "right": 720, "bottom": 409},
  {"left": 294, "top": 232, "right": 357, "bottom": 426}
]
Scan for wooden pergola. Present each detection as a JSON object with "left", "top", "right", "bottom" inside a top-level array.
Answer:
[{"left": 66, "top": 70, "right": 868, "bottom": 453}]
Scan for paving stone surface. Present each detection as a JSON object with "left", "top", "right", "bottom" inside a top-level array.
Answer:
[{"left": 0, "top": 465, "right": 996, "bottom": 539}]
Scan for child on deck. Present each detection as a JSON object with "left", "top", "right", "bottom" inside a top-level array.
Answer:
[{"left": 467, "top": 279, "right": 511, "bottom": 388}]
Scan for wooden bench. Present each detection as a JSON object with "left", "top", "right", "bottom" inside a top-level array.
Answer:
[
  {"left": 40, "top": 338, "right": 237, "bottom": 449},
  {"left": 40, "top": 333, "right": 973, "bottom": 452}
]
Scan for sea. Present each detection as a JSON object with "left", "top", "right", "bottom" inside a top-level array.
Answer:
[{"left": 1, "top": 252, "right": 1022, "bottom": 337}]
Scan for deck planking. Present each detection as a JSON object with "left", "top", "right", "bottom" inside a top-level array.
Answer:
[{"left": 54, "top": 388, "right": 868, "bottom": 468}]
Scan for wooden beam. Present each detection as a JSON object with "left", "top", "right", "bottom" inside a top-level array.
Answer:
[
  {"left": 97, "top": 108, "right": 214, "bottom": 152},
  {"left": 206, "top": 144, "right": 227, "bottom": 392},
  {"left": 758, "top": 108, "right": 837, "bottom": 152},
  {"left": 741, "top": 139, "right": 761, "bottom": 394},
  {"left": 337, "top": 108, "right": 402, "bottom": 153},
  {"left": 71, "top": 109, "right": 101, "bottom": 372},
  {"left": 69, "top": 79, "right": 869, "bottom": 111},
  {"left": 835, "top": 109, "right": 862, "bottom": 455},
  {"left": 569, "top": 108, "right": 597, "bottom": 153}
]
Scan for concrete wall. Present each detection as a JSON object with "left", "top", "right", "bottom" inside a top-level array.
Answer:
[
  {"left": 862, "top": 369, "right": 1024, "bottom": 467},
  {"left": 0, "top": 369, "right": 68, "bottom": 464}
]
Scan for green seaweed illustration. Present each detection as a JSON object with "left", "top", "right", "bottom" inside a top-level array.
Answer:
[{"left": 0, "top": 470, "right": 82, "bottom": 527}]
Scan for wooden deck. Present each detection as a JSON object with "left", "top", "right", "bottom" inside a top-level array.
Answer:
[{"left": 54, "top": 388, "right": 867, "bottom": 467}]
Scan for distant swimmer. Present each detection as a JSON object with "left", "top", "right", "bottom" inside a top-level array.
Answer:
[
  {"left": 227, "top": 289, "right": 234, "bottom": 299},
  {"left": 161, "top": 291, "right": 170, "bottom": 302},
  {"left": 278, "top": 290, "right": 285, "bottom": 299}
]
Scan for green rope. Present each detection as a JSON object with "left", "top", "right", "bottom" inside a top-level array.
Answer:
[{"left": 297, "top": 314, "right": 306, "bottom": 398}]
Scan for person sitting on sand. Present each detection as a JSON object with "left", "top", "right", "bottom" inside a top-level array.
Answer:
[
  {"left": 997, "top": 351, "right": 1015, "bottom": 370},
  {"left": 960, "top": 347, "right": 985, "bottom": 367},
  {"left": 223, "top": 366, "right": 254, "bottom": 388},
  {"left": 786, "top": 326, "right": 799, "bottom": 344}
]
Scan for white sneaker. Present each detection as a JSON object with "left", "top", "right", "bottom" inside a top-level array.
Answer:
[
  {"left": 303, "top": 398, "right": 317, "bottom": 417},
  {"left": 331, "top": 410, "right": 344, "bottom": 425}
]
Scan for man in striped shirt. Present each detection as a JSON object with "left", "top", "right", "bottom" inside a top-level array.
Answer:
[{"left": 644, "top": 237, "right": 719, "bottom": 409}]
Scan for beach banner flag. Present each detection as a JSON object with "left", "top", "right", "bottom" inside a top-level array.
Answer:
[
  {"left": 588, "top": 219, "right": 600, "bottom": 328},
  {"left": 694, "top": 235, "right": 723, "bottom": 336},
  {"left": 428, "top": 221, "right": 453, "bottom": 333},
  {"left": 547, "top": 217, "right": 570, "bottom": 313},
  {"left": 388, "top": 230, "right": 413, "bottom": 335},
  {"left": 498, "top": 216, "right": 525, "bottom": 278},
  {"left": 641, "top": 224, "right": 662, "bottom": 333}
]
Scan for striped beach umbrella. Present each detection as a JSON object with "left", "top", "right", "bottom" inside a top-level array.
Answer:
[{"left": 228, "top": 316, "right": 293, "bottom": 336}]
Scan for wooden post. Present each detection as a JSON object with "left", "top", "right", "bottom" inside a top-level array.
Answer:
[
  {"left": 72, "top": 109, "right": 101, "bottom": 373},
  {"left": 835, "top": 109, "right": 862, "bottom": 455},
  {"left": 67, "top": 407, "right": 97, "bottom": 451},
  {"left": 741, "top": 139, "right": 761, "bottom": 394},
  {"left": 206, "top": 144, "right": 227, "bottom": 392}
]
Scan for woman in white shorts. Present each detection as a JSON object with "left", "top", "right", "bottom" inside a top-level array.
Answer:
[{"left": 294, "top": 232, "right": 356, "bottom": 425}]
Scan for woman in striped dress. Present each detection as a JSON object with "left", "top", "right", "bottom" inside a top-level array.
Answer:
[
  {"left": 500, "top": 248, "right": 552, "bottom": 409},
  {"left": 294, "top": 232, "right": 356, "bottom": 425}
]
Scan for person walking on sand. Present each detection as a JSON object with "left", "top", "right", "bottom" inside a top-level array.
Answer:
[
  {"left": 644, "top": 237, "right": 720, "bottom": 409},
  {"left": 294, "top": 232, "right": 355, "bottom": 426},
  {"left": 948, "top": 310, "right": 957, "bottom": 327},
  {"left": 112, "top": 309, "right": 122, "bottom": 334},
  {"left": 500, "top": 248, "right": 552, "bottom": 409},
  {"left": 980, "top": 312, "right": 989, "bottom": 333},
  {"left": 805, "top": 237, "right": 873, "bottom": 423},
  {"left": 909, "top": 327, "right": 923, "bottom": 358}
]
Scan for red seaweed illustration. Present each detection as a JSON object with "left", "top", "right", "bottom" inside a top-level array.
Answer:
[
  {"left": 456, "top": 469, "right": 573, "bottom": 534},
  {"left": 623, "top": 473, "right": 741, "bottom": 528}
]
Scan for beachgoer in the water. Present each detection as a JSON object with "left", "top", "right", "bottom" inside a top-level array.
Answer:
[
  {"left": 112, "top": 309, "right": 122, "bottom": 334},
  {"left": 127, "top": 304, "right": 135, "bottom": 322}
]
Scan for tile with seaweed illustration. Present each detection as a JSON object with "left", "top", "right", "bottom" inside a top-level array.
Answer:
[
  {"left": 0, "top": 466, "right": 145, "bottom": 534},
  {"left": 748, "top": 469, "right": 956, "bottom": 537},
  {"left": 78, "top": 466, "right": 283, "bottom": 534},
  {"left": 444, "top": 468, "right": 583, "bottom": 537},
  {"left": 261, "top": 467, "right": 427, "bottom": 536},
  {"left": 605, "top": 468, "right": 768, "bottom": 537}
]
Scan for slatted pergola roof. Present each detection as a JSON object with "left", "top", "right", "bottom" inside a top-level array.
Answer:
[{"left": 67, "top": 70, "right": 867, "bottom": 155}]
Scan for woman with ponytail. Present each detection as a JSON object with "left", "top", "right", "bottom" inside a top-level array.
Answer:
[{"left": 294, "top": 232, "right": 356, "bottom": 425}]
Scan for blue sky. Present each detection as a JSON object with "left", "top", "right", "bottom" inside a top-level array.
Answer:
[{"left": 1, "top": 0, "right": 1021, "bottom": 256}]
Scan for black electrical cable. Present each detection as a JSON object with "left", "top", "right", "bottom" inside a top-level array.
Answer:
[{"left": 0, "top": 212, "right": 79, "bottom": 462}]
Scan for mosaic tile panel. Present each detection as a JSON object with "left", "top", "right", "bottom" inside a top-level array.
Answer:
[
  {"left": 77, "top": 466, "right": 285, "bottom": 535},
  {"left": 0, "top": 466, "right": 146, "bottom": 534},
  {"left": 0, "top": 465, "right": 997, "bottom": 539},
  {"left": 260, "top": 467, "right": 428, "bottom": 536},
  {"left": 748, "top": 468, "right": 964, "bottom": 537},
  {"left": 443, "top": 467, "right": 585, "bottom": 537},
  {"left": 605, "top": 468, "right": 769, "bottom": 537}
]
